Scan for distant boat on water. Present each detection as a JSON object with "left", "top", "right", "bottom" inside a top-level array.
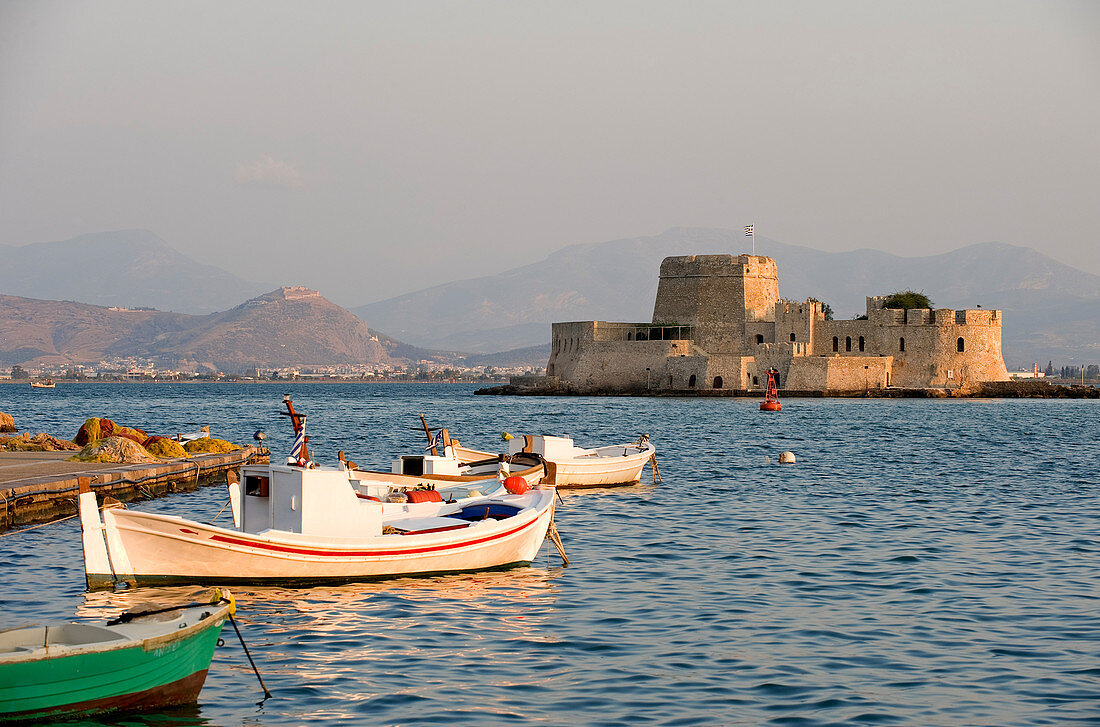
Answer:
[{"left": 29, "top": 379, "right": 55, "bottom": 389}]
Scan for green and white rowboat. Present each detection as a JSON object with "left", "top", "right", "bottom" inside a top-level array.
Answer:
[{"left": 0, "top": 590, "right": 234, "bottom": 723}]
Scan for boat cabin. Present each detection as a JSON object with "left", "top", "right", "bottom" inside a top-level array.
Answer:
[
  {"left": 236, "top": 464, "right": 383, "bottom": 538},
  {"left": 507, "top": 435, "right": 590, "bottom": 460},
  {"left": 391, "top": 453, "right": 463, "bottom": 477}
]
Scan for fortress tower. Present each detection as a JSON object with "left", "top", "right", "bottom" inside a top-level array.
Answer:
[{"left": 651, "top": 255, "right": 779, "bottom": 353}]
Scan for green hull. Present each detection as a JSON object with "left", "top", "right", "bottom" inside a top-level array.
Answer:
[{"left": 0, "top": 615, "right": 225, "bottom": 722}]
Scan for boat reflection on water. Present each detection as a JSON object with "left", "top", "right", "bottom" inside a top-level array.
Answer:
[
  {"left": 77, "top": 566, "right": 565, "bottom": 709},
  {"left": 250, "top": 566, "right": 564, "bottom": 645},
  {"left": 76, "top": 585, "right": 222, "bottom": 620}
]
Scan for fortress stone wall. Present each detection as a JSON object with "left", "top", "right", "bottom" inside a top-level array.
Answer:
[{"left": 544, "top": 254, "right": 1009, "bottom": 393}]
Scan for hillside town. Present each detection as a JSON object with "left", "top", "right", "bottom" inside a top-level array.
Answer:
[{"left": 2, "top": 358, "right": 538, "bottom": 383}]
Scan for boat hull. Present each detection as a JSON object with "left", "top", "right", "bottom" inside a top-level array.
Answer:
[
  {"left": 0, "top": 606, "right": 227, "bottom": 722},
  {"left": 542, "top": 448, "right": 652, "bottom": 488},
  {"left": 454, "top": 443, "right": 654, "bottom": 489},
  {"left": 92, "top": 494, "right": 555, "bottom": 588}
]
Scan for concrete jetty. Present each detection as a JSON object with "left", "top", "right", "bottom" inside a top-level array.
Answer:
[{"left": 0, "top": 448, "right": 269, "bottom": 532}]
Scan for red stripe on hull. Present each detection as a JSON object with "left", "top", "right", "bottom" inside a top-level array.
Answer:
[
  {"left": 206, "top": 514, "right": 538, "bottom": 557},
  {"left": 4, "top": 669, "right": 208, "bottom": 722}
]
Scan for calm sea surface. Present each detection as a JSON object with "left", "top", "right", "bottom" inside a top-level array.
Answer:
[{"left": 1, "top": 384, "right": 1098, "bottom": 726}]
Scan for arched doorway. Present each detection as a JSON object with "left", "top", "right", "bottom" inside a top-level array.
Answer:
[
  {"left": 688, "top": 374, "right": 697, "bottom": 388},
  {"left": 713, "top": 376, "right": 723, "bottom": 389}
]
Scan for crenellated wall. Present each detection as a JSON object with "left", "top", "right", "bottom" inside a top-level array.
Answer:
[{"left": 542, "top": 254, "right": 1009, "bottom": 393}]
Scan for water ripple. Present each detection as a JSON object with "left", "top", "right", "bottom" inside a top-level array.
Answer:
[{"left": 1, "top": 385, "right": 1098, "bottom": 725}]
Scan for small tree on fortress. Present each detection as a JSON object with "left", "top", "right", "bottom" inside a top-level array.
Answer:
[
  {"left": 881, "top": 290, "right": 933, "bottom": 310},
  {"left": 807, "top": 298, "right": 834, "bottom": 321}
]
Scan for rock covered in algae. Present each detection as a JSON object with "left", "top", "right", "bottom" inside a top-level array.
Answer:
[
  {"left": 74, "top": 417, "right": 110, "bottom": 446},
  {"left": 70, "top": 436, "right": 160, "bottom": 464},
  {"left": 0, "top": 435, "right": 45, "bottom": 452},
  {"left": 0, "top": 432, "right": 80, "bottom": 452},
  {"left": 183, "top": 437, "right": 240, "bottom": 454},
  {"left": 31, "top": 433, "right": 81, "bottom": 451},
  {"left": 74, "top": 418, "right": 148, "bottom": 446},
  {"left": 0, "top": 411, "right": 15, "bottom": 433},
  {"left": 143, "top": 436, "right": 190, "bottom": 459}
]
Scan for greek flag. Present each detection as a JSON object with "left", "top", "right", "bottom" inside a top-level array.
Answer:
[
  {"left": 744, "top": 224, "right": 754, "bottom": 236},
  {"left": 290, "top": 425, "right": 305, "bottom": 460},
  {"left": 425, "top": 430, "right": 442, "bottom": 451}
]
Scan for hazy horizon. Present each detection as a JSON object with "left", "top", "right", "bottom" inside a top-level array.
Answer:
[{"left": 2, "top": 1, "right": 1098, "bottom": 305}]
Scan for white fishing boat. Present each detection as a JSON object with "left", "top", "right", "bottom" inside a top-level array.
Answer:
[
  {"left": 451, "top": 433, "right": 659, "bottom": 489},
  {"left": 79, "top": 399, "right": 563, "bottom": 590},
  {"left": 29, "top": 378, "right": 55, "bottom": 389},
  {"left": 352, "top": 431, "right": 547, "bottom": 501}
]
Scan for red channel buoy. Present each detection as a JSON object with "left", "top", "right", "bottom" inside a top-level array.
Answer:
[{"left": 760, "top": 368, "right": 782, "bottom": 412}]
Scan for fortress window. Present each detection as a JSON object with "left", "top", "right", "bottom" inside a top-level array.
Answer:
[
  {"left": 899, "top": 337, "right": 905, "bottom": 352},
  {"left": 845, "top": 336, "right": 852, "bottom": 352},
  {"left": 790, "top": 333, "right": 796, "bottom": 342},
  {"left": 627, "top": 331, "right": 633, "bottom": 341},
  {"left": 957, "top": 337, "right": 965, "bottom": 353},
  {"left": 832, "top": 337, "right": 839, "bottom": 352},
  {"left": 713, "top": 376, "right": 723, "bottom": 389},
  {"left": 858, "top": 336, "right": 865, "bottom": 352},
  {"left": 688, "top": 374, "right": 697, "bottom": 388},
  {"left": 756, "top": 334, "right": 764, "bottom": 345},
  {"left": 752, "top": 376, "right": 758, "bottom": 385}
]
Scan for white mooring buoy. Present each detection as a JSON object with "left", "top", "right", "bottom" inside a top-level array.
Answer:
[{"left": 779, "top": 451, "right": 796, "bottom": 464}]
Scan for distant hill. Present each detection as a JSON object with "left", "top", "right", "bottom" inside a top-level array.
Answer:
[
  {"left": 0, "top": 229, "right": 268, "bottom": 313},
  {"left": 0, "top": 288, "right": 454, "bottom": 372},
  {"left": 140, "top": 286, "right": 435, "bottom": 370},
  {"left": 0, "top": 294, "right": 193, "bottom": 365},
  {"left": 352, "top": 228, "right": 1100, "bottom": 366}
]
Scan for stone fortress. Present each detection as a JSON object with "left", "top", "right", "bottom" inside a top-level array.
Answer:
[{"left": 544, "top": 254, "right": 1010, "bottom": 394}]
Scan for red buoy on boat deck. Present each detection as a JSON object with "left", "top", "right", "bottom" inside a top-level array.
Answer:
[
  {"left": 503, "top": 476, "right": 529, "bottom": 494},
  {"left": 760, "top": 368, "right": 782, "bottom": 411}
]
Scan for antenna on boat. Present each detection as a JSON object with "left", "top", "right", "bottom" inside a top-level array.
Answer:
[
  {"left": 419, "top": 413, "right": 440, "bottom": 456},
  {"left": 279, "top": 395, "right": 309, "bottom": 464}
]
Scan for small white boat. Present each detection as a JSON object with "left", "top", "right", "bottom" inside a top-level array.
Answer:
[
  {"left": 351, "top": 430, "right": 546, "bottom": 501},
  {"left": 79, "top": 400, "right": 560, "bottom": 590},
  {"left": 452, "top": 434, "right": 658, "bottom": 489},
  {"left": 29, "top": 379, "right": 55, "bottom": 389}
]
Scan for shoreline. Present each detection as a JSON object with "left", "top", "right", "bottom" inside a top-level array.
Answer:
[
  {"left": 476, "top": 380, "right": 1099, "bottom": 399},
  {"left": 2, "top": 379, "right": 510, "bottom": 385}
]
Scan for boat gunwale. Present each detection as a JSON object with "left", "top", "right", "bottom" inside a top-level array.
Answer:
[{"left": 0, "top": 601, "right": 231, "bottom": 665}]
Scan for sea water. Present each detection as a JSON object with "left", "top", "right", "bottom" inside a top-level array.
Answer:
[{"left": 1, "top": 384, "right": 1097, "bottom": 726}]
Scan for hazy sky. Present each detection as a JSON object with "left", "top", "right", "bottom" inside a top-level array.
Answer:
[{"left": 2, "top": 0, "right": 1098, "bottom": 305}]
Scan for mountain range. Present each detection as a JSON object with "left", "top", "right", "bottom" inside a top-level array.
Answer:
[
  {"left": 0, "top": 230, "right": 268, "bottom": 313},
  {"left": 1, "top": 228, "right": 1096, "bottom": 368},
  {"left": 352, "top": 227, "right": 1100, "bottom": 366},
  {"left": 0, "top": 287, "right": 449, "bottom": 371}
]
